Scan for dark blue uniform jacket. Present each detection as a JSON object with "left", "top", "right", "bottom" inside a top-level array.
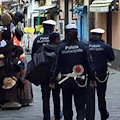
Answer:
[
  {"left": 88, "top": 37, "right": 115, "bottom": 73},
  {"left": 50, "top": 40, "right": 95, "bottom": 83},
  {"left": 31, "top": 33, "right": 51, "bottom": 58}
]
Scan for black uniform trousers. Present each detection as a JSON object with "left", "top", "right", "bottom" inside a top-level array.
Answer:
[
  {"left": 86, "top": 73, "right": 108, "bottom": 120},
  {"left": 96, "top": 80, "right": 108, "bottom": 120},
  {"left": 41, "top": 82, "right": 61, "bottom": 120},
  {"left": 86, "top": 85, "right": 95, "bottom": 120},
  {"left": 61, "top": 78, "right": 86, "bottom": 120}
]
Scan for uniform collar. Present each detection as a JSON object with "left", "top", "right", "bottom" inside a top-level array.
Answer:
[
  {"left": 43, "top": 29, "right": 53, "bottom": 34},
  {"left": 90, "top": 37, "right": 104, "bottom": 42}
]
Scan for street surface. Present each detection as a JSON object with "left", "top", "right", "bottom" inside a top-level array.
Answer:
[{"left": 0, "top": 55, "right": 120, "bottom": 120}]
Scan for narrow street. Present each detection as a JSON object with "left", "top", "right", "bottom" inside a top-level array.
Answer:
[
  {"left": 0, "top": 56, "right": 120, "bottom": 120},
  {"left": 0, "top": 0, "right": 120, "bottom": 120}
]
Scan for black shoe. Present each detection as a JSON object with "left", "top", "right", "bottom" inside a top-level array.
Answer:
[
  {"left": 101, "top": 112, "right": 109, "bottom": 120},
  {"left": 106, "top": 112, "right": 109, "bottom": 119},
  {"left": 60, "top": 111, "right": 63, "bottom": 119}
]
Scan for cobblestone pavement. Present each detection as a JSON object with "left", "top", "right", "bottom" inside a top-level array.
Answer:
[{"left": 0, "top": 59, "right": 120, "bottom": 120}]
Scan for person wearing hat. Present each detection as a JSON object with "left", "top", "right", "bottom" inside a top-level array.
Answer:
[
  {"left": 62, "top": 23, "right": 77, "bottom": 43},
  {"left": 32, "top": 32, "right": 62, "bottom": 120},
  {"left": 40, "top": 32, "right": 63, "bottom": 120},
  {"left": 31, "top": 19, "right": 56, "bottom": 58},
  {"left": 50, "top": 25, "right": 95, "bottom": 120},
  {"left": 86, "top": 28, "right": 115, "bottom": 120}
]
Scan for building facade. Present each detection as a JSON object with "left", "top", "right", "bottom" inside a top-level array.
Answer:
[{"left": 89, "top": 0, "right": 120, "bottom": 71}]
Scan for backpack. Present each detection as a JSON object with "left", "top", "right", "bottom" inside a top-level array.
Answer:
[
  {"left": 25, "top": 45, "right": 56, "bottom": 86},
  {"left": 33, "top": 45, "right": 47, "bottom": 66}
]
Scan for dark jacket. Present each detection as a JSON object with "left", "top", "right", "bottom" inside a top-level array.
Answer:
[
  {"left": 32, "top": 33, "right": 50, "bottom": 58},
  {"left": 50, "top": 40, "right": 95, "bottom": 83},
  {"left": 87, "top": 37, "right": 115, "bottom": 73},
  {"left": 26, "top": 43, "right": 58, "bottom": 85},
  {"left": 43, "top": 44, "right": 58, "bottom": 64},
  {"left": 31, "top": 28, "right": 53, "bottom": 58}
]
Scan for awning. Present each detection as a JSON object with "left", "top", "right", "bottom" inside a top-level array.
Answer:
[
  {"left": 34, "top": 5, "right": 56, "bottom": 11},
  {"left": 90, "top": 0, "right": 114, "bottom": 13}
]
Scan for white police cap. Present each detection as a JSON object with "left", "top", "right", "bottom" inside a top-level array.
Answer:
[
  {"left": 65, "top": 24, "right": 77, "bottom": 30},
  {"left": 42, "top": 20, "right": 56, "bottom": 26},
  {"left": 90, "top": 28, "right": 105, "bottom": 34}
]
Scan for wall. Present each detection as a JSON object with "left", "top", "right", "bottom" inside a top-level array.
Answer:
[
  {"left": 0, "top": 0, "right": 1, "bottom": 14},
  {"left": 68, "top": 0, "right": 72, "bottom": 23},
  {"left": 46, "top": 0, "right": 52, "bottom": 5},
  {"left": 95, "top": 13, "right": 107, "bottom": 41},
  {"left": 112, "top": 11, "right": 120, "bottom": 50},
  {"left": 111, "top": 49, "right": 120, "bottom": 71},
  {"left": 59, "top": 0, "right": 64, "bottom": 19},
  {"left": 94, "top": 11, "right": 120, "bottom": 71},
  {"left": 94, "top": 6, "right": 120, "bottom": 50},
  {"left": 0, "top": 0, "right": 1, "bottom": 26}
]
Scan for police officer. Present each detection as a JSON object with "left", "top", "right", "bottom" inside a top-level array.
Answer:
[
  {"left": 87, "top": 28, "right": 115, "bottom": 120},
  {"left": 31, "top": 20, "right": 63, "bottom": 120},
  {"left": 31, "top": 19, "right": 56, "bottom": 57},
  {"left": 41, "top": 32, "right": 62, "bottom": 120},
  {"left": 50, "top": 24, "right": 94, "bottom": 120},
  {"left": 62, "top": 23, "right": 77, "bottom": 43}
]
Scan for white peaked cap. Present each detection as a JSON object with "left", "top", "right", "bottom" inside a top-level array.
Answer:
[
  {"left": 42, "top": 20, "right": 56, "bottom": 26},
  {"left": 90, "top": 28, "right": 105, "bottom": 34},
  {"left": 65, "top": 24, "right": 77, "bottom": 29}
]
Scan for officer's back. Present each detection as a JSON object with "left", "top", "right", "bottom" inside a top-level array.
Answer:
[
  {"left": 58, "top": 40, "right": 91, "bottom": 75},
  {"left": 88, "top": 28, "right": 115, "bottom": 73},
  {"left": 31, "top": 20, "right": 56, "bottom": 57},
  {"left": 55, "top": 29, "right": 93, "bottom": 79},
  {"left": 50, "top": 25, "right": 95, "bottom": 120}
]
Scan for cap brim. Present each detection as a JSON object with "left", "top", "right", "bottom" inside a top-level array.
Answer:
[{"left": 42, "top": 20, "right": 56, "bottom": 26}]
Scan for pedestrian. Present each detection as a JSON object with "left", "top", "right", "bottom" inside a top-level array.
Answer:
[
  {"left": 31, "top": 19, "right": 56, "bottom": 57},
  {"left": 31, "top": 29, "right": 63, "bottom": 119},
  {"left": 87, "top": 28, "right": 115, "bottom": 120},
  {"left": 40, "top": 32, "right": 62, "bottom": 120},
  {"left": 50, "top": 24, "right": 95, "bottom": 120}
]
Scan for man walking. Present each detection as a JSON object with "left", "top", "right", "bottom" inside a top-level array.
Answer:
[
  {"left": 86, "top": 28, "right": 115, "bottom": 120},
  {"left": 31, "top": 20, "right": 63, "bottom": 120},
  {"left": 50, "top": 24, "right": 95, "bottom": 120},
  {"left": 31, "top": 20, "right": 56, "bottom": 57}
]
